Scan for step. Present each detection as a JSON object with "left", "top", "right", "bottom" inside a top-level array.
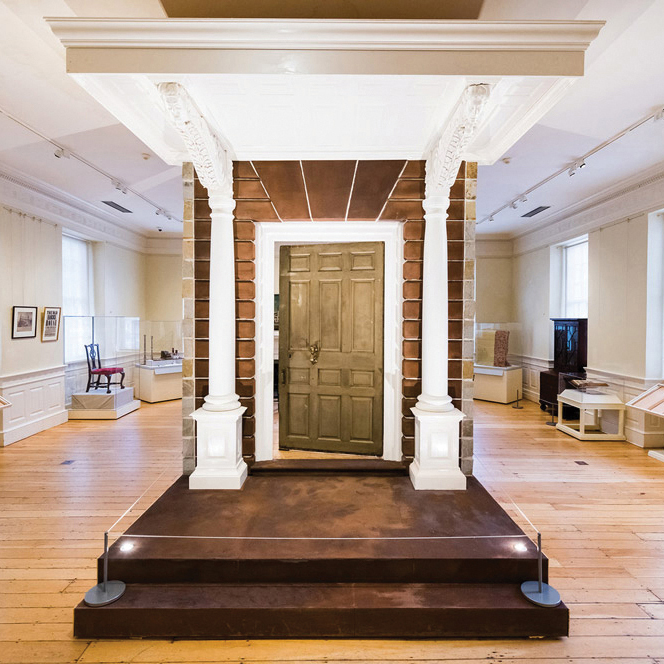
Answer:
[
  {"left": 102, "top": 537, "right": 544, "bottom": 585},
  {"left": 249, "top": 459, "right": 410, "bottom": 475},
  {"left": 74, "top": 582, "right": 569, "bottom": 639}
]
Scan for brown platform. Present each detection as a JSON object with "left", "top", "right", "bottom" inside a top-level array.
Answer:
[{"left": 75, "top": 466, "right": 568, "bottom": 639}]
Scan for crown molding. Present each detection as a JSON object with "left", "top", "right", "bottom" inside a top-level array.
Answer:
[
  {"left": 512, "top": 165, "right": 664, "bottom": 256},
  {"left": 0, "top": 167, "right": 182, "bottom": 255},
  {"left": 48, "top": 18, "right": 602, "bottom": 77},
  {"left": 47, "top": 18, "right": 604, "bottom": 52},
  {"left": 0, "top": 168, "right": 147, "bottom": 251}
]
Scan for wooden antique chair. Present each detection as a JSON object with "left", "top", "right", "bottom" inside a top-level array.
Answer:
[{"left": 84, "top": 343, "right": 125, "bottom": 394}]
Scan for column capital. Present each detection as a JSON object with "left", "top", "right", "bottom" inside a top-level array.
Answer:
[
  {"left": 157, "top": 81, "right": 233, "bottom": 197},
  {"left": 425, "top": 83, "right": 490, "bottom": 199}
]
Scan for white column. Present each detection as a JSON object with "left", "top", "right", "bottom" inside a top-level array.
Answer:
[
  {"left": 158, "top": 82, "right": 247, "bottom": 490},
  {"left": 410, "top": 189, "right": 466, "bottom": 491},
  {"left": 417, "top": 194, "right": 454, "bottom": 413},
  {"left": 189, "top": 191, "right": 247, "bottom": 490},
  {"left": 410, "top": 84, "right": 490, "bottom": 491}
]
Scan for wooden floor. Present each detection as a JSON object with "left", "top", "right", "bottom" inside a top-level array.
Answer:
[{"left": 2, "top": 398, "right": 664, "bottom": 662}]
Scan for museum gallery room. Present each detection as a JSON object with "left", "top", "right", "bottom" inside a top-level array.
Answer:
[{"left": 1, "top": 0, "right": 664, "bottom": 661}]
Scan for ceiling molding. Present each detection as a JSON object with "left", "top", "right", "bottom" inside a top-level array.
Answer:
[
  {"left": 511, "top": 165, "right": 664, "bottom": 256},
  {"left": 48, "top": 18, "right": 602, "bottom": 77},
  {"left": 47, "top": 18, "right": 604, "bottom": 52},
  {"left": 0, "top": 168, "right": 148, "bottom": 252}
]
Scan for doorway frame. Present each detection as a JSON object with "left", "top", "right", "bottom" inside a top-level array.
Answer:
[{"left": 255, "top": 221, "right": 404, "bottom": 462}]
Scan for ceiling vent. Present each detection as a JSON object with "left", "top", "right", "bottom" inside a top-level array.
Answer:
[
  {"left": 521, "top": 205, "right": 550, "bottom": 218},
  {"left": 102, "top": 200, "right": 132, "bottom": 213}
]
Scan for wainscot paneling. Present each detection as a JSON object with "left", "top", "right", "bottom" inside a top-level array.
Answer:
[{"left": 0, "top": 366, "right": 67, "bottom": 446}]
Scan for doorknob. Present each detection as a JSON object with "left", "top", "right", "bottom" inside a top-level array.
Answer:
[{"left": 309, "top": 341, "right": 320, "bottom": 365}]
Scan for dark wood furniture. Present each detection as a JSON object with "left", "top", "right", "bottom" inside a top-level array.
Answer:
[
  {"left": 539, "top": 318, "right": 587, "bottom": 412},
  {"left": 85, "top": 343, "right": 125, "bottom": 394}
]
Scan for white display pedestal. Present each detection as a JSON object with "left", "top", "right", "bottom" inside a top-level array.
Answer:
[
  {"left": 473, "top": 365, "right": 522, "bottom": 404},
  {"left": 69, "top": 386, "right": 140, "bottom": 420},
  {"left": 136, "top": 362, "right": 182, "bottom": 403},
  {"left": 556, "top": 389, "right": 626, "bottom": 441}
]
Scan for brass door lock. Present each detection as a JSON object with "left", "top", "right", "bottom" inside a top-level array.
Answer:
[{"left": 309, "top": 341, "right": 320, "bottom": 365}]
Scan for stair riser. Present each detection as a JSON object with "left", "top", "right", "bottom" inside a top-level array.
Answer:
[
  {"left": 74, "top": 606, "right": 568, "bottom": 639},
  {"left": 100, "top": 558, "right": 546, "bottom": 585}
]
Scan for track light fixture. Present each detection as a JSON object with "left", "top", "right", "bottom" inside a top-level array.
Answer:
[
  {"left": 53, "top": 147, "right": 70, "bottom": 159},
  {"left": 654, "top": 107, "right": 664, "bottom": 122},
  {"left": 112, "top": 179, "right": 128, "bottom": 195},
  {"left": 519, "top": 195, "right": 528, "bottom": 203},
  {"left": 488, "top": 216, "right": 495, "bottom": 223},
  {"left": 510, "top": 201, "right": 518, "bottom": 209}
]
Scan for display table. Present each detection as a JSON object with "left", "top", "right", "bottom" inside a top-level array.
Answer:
[
  {"left": 135, "top": 360, "right": 182, "bottom": 403},
  {"left": 473, "top": 364, "right": 522, "bottom": 404},
  {"left": 556, "top": 389, "right": 626, "bottom": 441}
]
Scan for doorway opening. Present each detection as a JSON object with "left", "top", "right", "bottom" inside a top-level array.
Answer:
[
  {"left": 255, "top": 222, "right": 403, "bottom": 462},
  {"left": 274, "top": 241, "right": 384, "bottom": 459}
]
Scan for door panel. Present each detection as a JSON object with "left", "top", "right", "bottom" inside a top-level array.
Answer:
[{"left": 278, "top": 241, "right": 384, "bottom": 455}]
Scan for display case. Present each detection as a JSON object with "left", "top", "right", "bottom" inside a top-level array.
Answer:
[
  {"left": 63, "top": 315, "right": 141, "bottom": 418},
  {"left": 135, "top": 320, "right": 183, "bottom": 402}
]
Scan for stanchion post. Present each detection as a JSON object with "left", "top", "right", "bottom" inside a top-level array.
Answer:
[
  {"left": 521, "top": 531, "right": 561, "bottom": 608},
  {"left": 84, "top": 531, "right": 126, "bottom": 607},
  {"left": 512, "top": 389, "right": 523, "bottom": 410}
]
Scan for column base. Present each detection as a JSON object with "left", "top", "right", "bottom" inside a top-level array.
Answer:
[
  {"left": 190, "top": 406, "right": 248, "bottom": 490},
  {"left": 410, "top": 406, "right": 466, "bottom": 491},
  {"left": 409, "top": 458, "right": 467, "bottom": 490}
]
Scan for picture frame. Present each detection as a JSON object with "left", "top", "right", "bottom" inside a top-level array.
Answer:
[
  {"left": 41, "top": 306, "right": 62, "bottom": 342},
  {"left": 11, "top": 306, "right": 37, "bottom": 339}
]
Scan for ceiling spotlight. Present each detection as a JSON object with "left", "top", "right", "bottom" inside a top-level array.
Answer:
[
  {"left": 568, "top": 165, "right": 577, "bottom": 177},
  {"left": 155, "top": 209, "right": 163, "bottom": 216},
  {"left": 119, "top": 541, "right": 134, "bottom": 553},
  {"left": 578, "top": 160, "right": 587, "bottom": 169},
  {"left": 53, "top": 148, "right": 70, "bottom": 159},
  {"left": 514, "top": 542, "right": 528, "bottom": 552},
  {"left": 112, "top": 180, "right": 128, "bottom": 195},
  {"left": 654, "top": 107, "right": 664, "bottom": 122},
  {"left": 488, "top": 216, "right": 495, "bottom": 223},
  {"left": 519, "top": 195, "right": 528, "bottom": 203},
  {"left": 510, "top": 201, "right": 518, "bottom": 209}
]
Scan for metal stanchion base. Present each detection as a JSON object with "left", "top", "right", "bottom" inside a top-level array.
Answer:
[
  {"left": 512, "top": 403, "right": 524, "bottom": 410},
  {"left": 520, "top": 580, "right": 561, "bottom": 608},
  {"left": 84, "top": 580, "right": 126, "bottom": 607}
]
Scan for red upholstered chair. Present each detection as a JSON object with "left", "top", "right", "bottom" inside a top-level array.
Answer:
[{"left": 84, "top": 343, "right": 125, "bottom": 394}]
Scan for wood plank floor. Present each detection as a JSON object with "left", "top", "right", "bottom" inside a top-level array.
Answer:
[{"left": 2, "top": 398, "right": 664, "bottom": 663}]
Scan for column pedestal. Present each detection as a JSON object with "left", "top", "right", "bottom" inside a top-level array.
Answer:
[
  {"left": 409, "top": 406, "right": 466, "bottom": 490},
  {"left": 189, "top": 406, "right": 247, "bottom": 490}
]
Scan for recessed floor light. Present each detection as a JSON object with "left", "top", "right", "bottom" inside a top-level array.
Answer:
[
  {"left": 514, "top": 542, "right": 528, "bottom": 552},
  {"left": 119, "top": 542, "right": 134, "bottom": 552}
]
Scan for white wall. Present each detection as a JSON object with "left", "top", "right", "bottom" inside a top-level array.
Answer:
[
  {"left": 0, "top": 207, "right": 67, "bottom": 444},
  {"left": 145, "top": 254, "right": 182, "bottom": 322},
  {"left": 0, "top": 202, "right": 182, "bottom": 444},
  {"left": 476, "top": 257, "right": 513, "bottom": 323},
  {"left": 496, "top": 208, "right": 664, "bottom": 447}
]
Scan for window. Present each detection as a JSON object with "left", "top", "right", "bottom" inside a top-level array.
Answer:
[
  {"left": 562, "top": 239, "right": 588, "bottom": 318},
  {"left": 62, "top": 235, "right": 93, "bottom": 362}
]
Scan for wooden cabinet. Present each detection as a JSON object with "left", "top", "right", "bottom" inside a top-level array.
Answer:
[{"left": 539, "top": 318, "right": 587, "bottom": 411}]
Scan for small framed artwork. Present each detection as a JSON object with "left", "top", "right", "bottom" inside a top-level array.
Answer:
[
  {"left": 12, "top": 306, "right": 37, "bottom": 339},
  {"left": 41, "top": 307, "right": 62, "bottom": 342}
]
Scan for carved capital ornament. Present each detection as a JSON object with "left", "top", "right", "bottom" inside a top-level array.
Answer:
[
  {"left": 157, "top": 82, "right": 233, "bottom": 196},
  {"left": 425, "top": 84, "right": 491, "bottom": 199}
]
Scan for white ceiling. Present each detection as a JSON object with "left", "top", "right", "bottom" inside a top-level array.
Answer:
[
  {"left": 475, "top": 0, "right": 664, "bottom": 238},
  {"left": 0, "top": 0, "right": 661, "bottom": 240}
]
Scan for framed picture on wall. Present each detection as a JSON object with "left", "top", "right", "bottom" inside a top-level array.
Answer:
[
  {"left": 12, "top": 306, "right": 37, "bottom": 339},
  {"left": 41, "top": 307, "right": 61, "bottom": 342}
]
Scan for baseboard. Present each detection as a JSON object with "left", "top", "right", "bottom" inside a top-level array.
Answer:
[{"left": 1, "top": 409, "right": 68, "bottom": 446}]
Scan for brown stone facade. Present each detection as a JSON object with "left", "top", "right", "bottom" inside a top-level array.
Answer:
[{"left": 181, "top": 160, "right": 476, "bottom": 474}]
